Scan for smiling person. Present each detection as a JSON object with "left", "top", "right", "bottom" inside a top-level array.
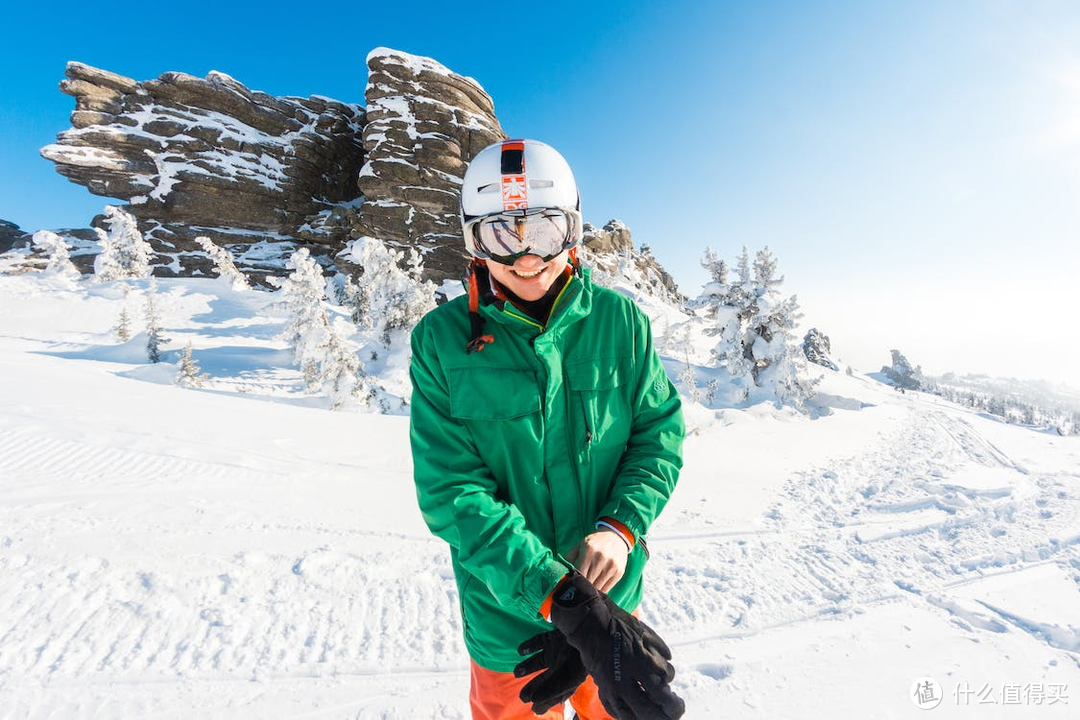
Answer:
[{"left": 409, "top": 139, "right": 685, "bottom": 720}]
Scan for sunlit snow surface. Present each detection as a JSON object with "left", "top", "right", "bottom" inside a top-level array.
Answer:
[{"left": 0, "top": 273, "right": 1077, "bottom": 719}]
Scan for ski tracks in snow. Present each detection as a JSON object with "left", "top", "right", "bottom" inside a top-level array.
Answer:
[
  {"left": 647, "top": 403, "right": 1080, "bottom": 674},
  {"left": 0, "top": 423, "right": 468, "bottom": 716}
]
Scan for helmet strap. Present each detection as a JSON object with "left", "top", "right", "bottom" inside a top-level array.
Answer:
[
  {"left": 568, "top": 246, "right": 581, "bottom": 275},
  {"left": 465, "top": 259, "right": 495, "bottom": 353}
]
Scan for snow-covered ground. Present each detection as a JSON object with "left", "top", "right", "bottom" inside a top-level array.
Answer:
[{"left": 0, "top": 272, "right": 1077, "bottom": 719}]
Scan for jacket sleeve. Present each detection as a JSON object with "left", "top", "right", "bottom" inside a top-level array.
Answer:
[
  {"left": 409, "top": 320, "right": 569, "bottom": 618},
  {"left": 598, "top": 305, "right": 685, "bottom": 540}
]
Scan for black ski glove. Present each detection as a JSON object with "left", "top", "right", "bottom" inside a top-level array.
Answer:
[
  {"left": 514, "top": 628, "right": 588, "bottom": 715},
  {"left": 548, "top": 572, "right": 685, "bottom": 720}
]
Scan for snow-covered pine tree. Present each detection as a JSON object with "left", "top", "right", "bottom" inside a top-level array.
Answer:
[
  {"left": 194, "top": 236, "right": 249, "bottom": 291},
  {"left": 699, "top": 247, "right": 731, "bottom": 308},
  {"left": 93, "top": 206, "right": 153, "bottom": 282},
  {"left": 696, "top": 246, "right": 753, "bottom": 391},
  {"left": 144, "top": 279, "right": 167, "bottom": 363},
  {"left": 116, "top": 285, "right": 133, "bottom": 342},
  {"left": 696, "top": 245, "right": 818, "bottom": 407},
  {"left": 343, "top": 237, "right": 436, "bottom": 348},
  {"left": 676, "top": 322, "right": 701, "bottom": 404},
  {"left": 278, "top": 248, "right": 333, "bottom": 390},
  {"left": 744, "top": 246, "right": 819, "bottom": 406},
  {"left": 32, "top": 230, "right": 80, "bottom": 279},
  {"left": 176, "top": 342, "right": 209, "bottom": 387},
  {"left": 277, "top": 248, "right": 383, "bottom": 410},
  {"left": 319, "top": 316, "right": 381, "bottom": 411}
]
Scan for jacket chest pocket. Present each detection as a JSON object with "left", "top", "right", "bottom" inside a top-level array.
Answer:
[
  {"left": 446, "top": 368, "right": 543, "bottom": 485},
  {"left": 447, "top": 368, "right": 540, "bottom": 420},
  {"left": 565, "top": 356, "right": 634, "bottom": 452}
]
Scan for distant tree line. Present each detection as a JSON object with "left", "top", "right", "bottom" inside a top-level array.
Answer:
[{"left": 881, "top": 347, "right": 1079, "bottom": 435}]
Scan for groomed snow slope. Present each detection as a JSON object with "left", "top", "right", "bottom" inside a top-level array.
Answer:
[{"left": 0, "top": 273, "right": 1077, "bottom": 719}]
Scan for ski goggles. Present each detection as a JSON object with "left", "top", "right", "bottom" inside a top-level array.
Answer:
[{"left": 464, "top": 207, "right": 580, "bottom": 264}]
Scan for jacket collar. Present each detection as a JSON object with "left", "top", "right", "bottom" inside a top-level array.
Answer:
[{"left": 480, "top": 265, "right": 594, "bottom": 334}]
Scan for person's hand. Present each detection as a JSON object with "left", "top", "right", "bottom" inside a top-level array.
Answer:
[
  {"left": 514, "top": 629, "right": 587, "bottom": 714},
  {"left": 567, "top": 531, "right": 629, "bottom": 593},
  {"left": 548, "top": 572, "right": 685, "bottom": 720}
]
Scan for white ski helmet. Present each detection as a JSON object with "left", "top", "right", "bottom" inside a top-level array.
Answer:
[{"left": 459, "top": 139, "right": 583, "bottom": 260}]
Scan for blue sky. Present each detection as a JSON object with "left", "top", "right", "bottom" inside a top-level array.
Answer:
[{"left": 2, "top": 1, "right": 1078, "bottom": 385}]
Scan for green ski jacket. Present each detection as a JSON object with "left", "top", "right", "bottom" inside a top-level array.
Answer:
[{"left": 409, "top": 266, "right": 684, "bottom": 671}]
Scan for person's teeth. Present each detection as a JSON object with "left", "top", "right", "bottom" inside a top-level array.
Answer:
[{"left": 515, "top": 269, "right": 543, "bottom": 278}]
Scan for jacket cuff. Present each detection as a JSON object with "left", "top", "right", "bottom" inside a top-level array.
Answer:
[
  {"left": 530, "top": 558, "right": 572, "bottom": 620},
  {"left": 596, "top": 516, "right": 635, "bottom": 551},
  {"left": 538, "top": 573, "right": 570, "bottom": 621}
]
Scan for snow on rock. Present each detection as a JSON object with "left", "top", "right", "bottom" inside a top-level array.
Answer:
[
  {"left": 355, "top": 48, "right": 506, "bottom": 282},
  {"left": 40, "top": 62, "right": 366, "bottom": 275},
  {"left": 584, "top": 219, "right": 684, "bottom": 306},
  {"left": 35, "top": 52, "right": 690, "bottom": 299}
]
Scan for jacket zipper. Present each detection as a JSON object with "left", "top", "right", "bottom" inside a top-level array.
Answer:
[{"left": 579, "top": 392, "right": 592, "bottom": 446}]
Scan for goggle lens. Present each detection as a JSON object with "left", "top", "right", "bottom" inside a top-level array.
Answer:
[{"left": 470, "top": 209, "right": 575, "bottom": 264}]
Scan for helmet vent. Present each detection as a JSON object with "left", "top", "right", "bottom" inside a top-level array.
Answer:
[
  {"left": 500, "top": 143, "right": 525, "bottom": 174},
  {"left": 529, "top": 180, "right": 553, "bottom": 189}
]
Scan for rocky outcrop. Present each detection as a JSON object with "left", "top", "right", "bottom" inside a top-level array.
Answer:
[
  {"left": 354, "top": 48, "right": 506, "bottom": 280},
  {"left": 41, "top": 62, "right": 366, "bottom": 276},
  {"left": 802, "top": 328, "right": 839, "bottom": 371},
  {"left": 583, "top": 220, "right": 683, "bottom": 304},
  {"left": 37, "top": 49, "right": 685, "bottom": 297},
  {"left": 0, "top": 220, "right": 31, "bottom": 254}
]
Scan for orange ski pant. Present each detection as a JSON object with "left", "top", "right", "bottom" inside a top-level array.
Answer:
[{"left": 469, "top": 660, "right": 616, "bottom": 720}]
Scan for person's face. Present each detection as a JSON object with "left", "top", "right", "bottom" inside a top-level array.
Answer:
[{"left": 485, "top": 249, "right": 571, "bottom": 302}]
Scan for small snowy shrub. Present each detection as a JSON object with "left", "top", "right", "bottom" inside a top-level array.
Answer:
[
  {"left": 342, "top": 236, "right": 436, "bottom": 349},
  {"left": 93, "top": 206, "right": 153, "bottom": 282},
  {"left": 176, "top": 342, "right": 209, "bottom": 387},
  {"left": 194, "top": 236, "right": 249, "bottom": 291},
  {"left": 32, "top": 230, "right": 80, "bottom": 279},
  {"left": 144, "top": 279, "right": 168, "bottom": 363}
]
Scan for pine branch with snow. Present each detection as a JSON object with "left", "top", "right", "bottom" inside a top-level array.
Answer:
[
  {"left": 319, "top": 317, "right": 379, "bottom": 411},
  {"left": 675, "top": 324, "right": 702, "bottom": 403}
]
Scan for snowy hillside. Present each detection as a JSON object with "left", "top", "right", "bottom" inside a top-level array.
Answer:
[{"left": 1, "top": 272, "right": 1078, "bottom": 719}]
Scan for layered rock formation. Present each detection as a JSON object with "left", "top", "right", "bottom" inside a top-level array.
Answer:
[
  {"left": 41, "top": 62, "right": 366, "bottom": 276},
  {"left": 354, "top": 48, "right": 506, "bottom": 280},
  {"left": 37, "top": 49, "right": 683, "bottom": 298}
]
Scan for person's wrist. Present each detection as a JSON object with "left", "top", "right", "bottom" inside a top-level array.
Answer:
[{"left": 595, "top": 518, "right": 634, "bottom": 553}]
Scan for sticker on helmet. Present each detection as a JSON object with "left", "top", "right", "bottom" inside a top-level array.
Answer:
[{"left": 501, "top": 174, "right": 528, "bottom": 210}]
